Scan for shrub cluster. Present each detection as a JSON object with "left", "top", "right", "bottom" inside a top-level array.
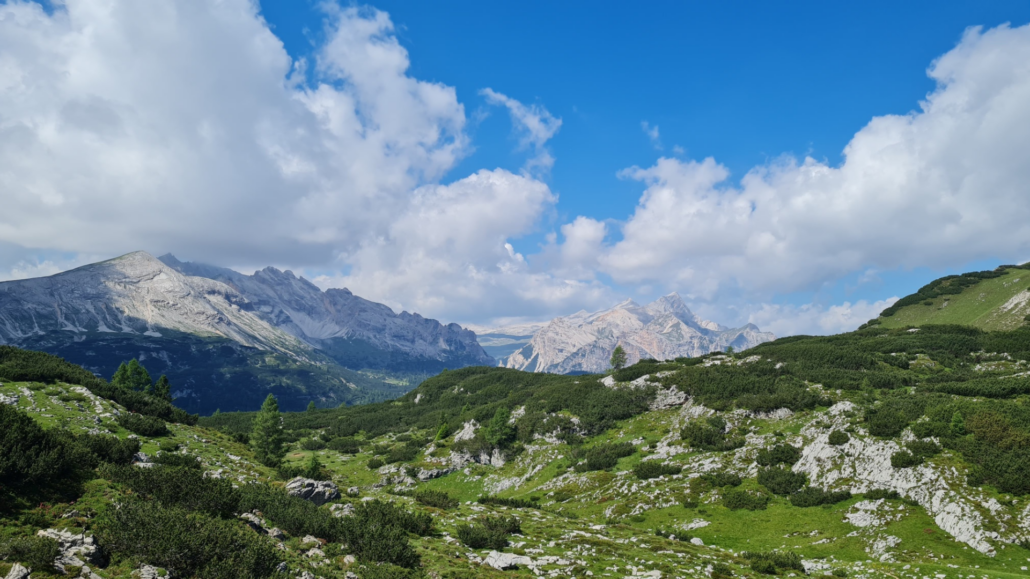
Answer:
[
  {"left": 757, "top": 467, "right": 807, "bottom": 495},
  {"left": 828, "top": 430, "right": 850, "bottom": 446},
  {"left": 0, "top": 536, "right": 60, "bottom": 573},
  {"left": 681, "top": 416, "right": 744, "bottom": 452},
  {"left": 327, "top": 437, "right": 361, "bottom": 453},
  {"left": 756, "top": 444, "right": 801, "bottom": 467},
  {"left": 456, "top": 516, "right": 521, "bottom": 549},
  {"left": 789, "top": 486, "right": 852, "bottom": 507},
  {"left": 864, "top": 489, "right": 901, "bottom": 501},
  {"left": 722, "top": 488, "right": 769, "bottom": 511},
  {"left": 633, "top": 461, "right": 682, "bottom": 480},
  {"left": 743, "top": 551, "right": 804, "bottom": 575},
  {"left": 699, "top": 472, "right": 742, "bottom": 488},
  {"left": 414, "top": 489, "right": 458, "bottom": 509},
  {"left": 116, "top": 412, "right": 169, "bottom": 437},
  {"left": 573, "top": 441, "right": 635, "bottom": 472}
]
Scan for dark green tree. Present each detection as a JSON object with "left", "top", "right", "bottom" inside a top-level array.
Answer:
[
  {"left": 307, "top": 401, "right": 317, "bottom": 412},
  {"left": 485, "top": 406, "right": 515, "bottom": 449},
  {"left": 610, "top": 345, "right": 627, "bottom": 371},
  {"left": 951, "top": 411, "right": 966, "bottom": 436},
  {"left": 113, "top": 359, "right": 152, "bottom": 392},
  {"left": 251, "top": 395, "right": 285, "bottom": 467},
  {"left": 154, "top": 375, "right": 172, "bottom": 401}
]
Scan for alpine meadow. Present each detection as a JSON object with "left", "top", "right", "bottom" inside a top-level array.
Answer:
[{"left": 3, "top": 2, "right": 1030, "bottom": 579}]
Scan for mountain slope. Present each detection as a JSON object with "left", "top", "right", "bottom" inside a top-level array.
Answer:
[
  {"left": 0, "top": 252, "right": 407, "bottom": 413},
  {"left": 503, "top": 293, "right": 774, "bottom": 373},
  {"left": 873, "top": 263, "right": 1030, "bottom": 330},
  {"left": 197, "top": 323, "right": 1030, "bottom": 577},
  {"left": 159, "top": 254, "right": 494, "bottom": 373}
]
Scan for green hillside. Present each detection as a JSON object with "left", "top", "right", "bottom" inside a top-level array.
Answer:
[
  {"left": 873, "top": 264, "right": 1030, "bottom": 330},
  {"left": 8, "top": 324, "right": 1030, "bottom": 577}
]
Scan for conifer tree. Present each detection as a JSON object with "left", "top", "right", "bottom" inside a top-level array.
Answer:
[
  {"left": 951, "top": 411, "right": 966, "bottom": 436},
  {"left": 610, "top": 345, "right": 627, "bottom": 371},
  {"left": 154, "top": 375, "right": 172, "bottom": 401},
  {"left": 307, "top": 401, "right": 317, "bottom": 412},
  {"left": 121, "top": 359, "right": 152, "bottom": 392},
  {"left": 251, "top": 394, "right": 285, "bottom": 467},
  {"left": 486, "top": 406, "right": 515, "bottom": 449},
  {"left": 112, "top": 362, "right": 129, "bottom": 388}
]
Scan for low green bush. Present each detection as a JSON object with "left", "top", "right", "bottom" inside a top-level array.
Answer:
[
  {"left": 722, "top": 488, "right": 769, "bottom": 511},
  {"left": 77, "top": 433, "right": 140, "bottom": 466},
  {"left": 864, "top": 489, "right": 901, "bottom": 500},
  {"left": 152, "top": 453, "right": 202, "bottom": 470},
  {"left": 299, "top": 438, "right": 326, "bottom": 451},
  {"left": 890, "top": 450, "right": 921, "bottom": 468},
  {"left": 101, "top": 464, "right": 240, "bottom": 519},
  {"left": 339, "top": 500, "right": 432, "bottom": 568},
  {"left": 0, "top": 536, "right": 60, "bottom": 573},
  {"left": 478, "top": 496, "right": 536, "bottom": 509},
  {"left": 757, "top": 467, "right": 807, "bottom": 495},
  {"left": 789, "top": 486, "right": 852, "bottom": 507},
  {"left": 94, "top": 497, "right": 279, "bottom": 579},
  {"left": 573, "top": 442, "right": 635, "bottom": 472},
  {"left": 681, "top": 417, "right": 745, "bottom": 452},
  {"left": 327, "top": 437, "right": 361, "bottom": 453},
  {"left": 367, "top": 458, "right": 385, "bottom": 470},
  {"left": 455, "top": 515, "right": 521, "bottom": 550},
  {"left": 414, "top": 489, "right": 458, "bottom": 509},
  {"left": 116, "top": 412, "right": 169, "bottom": 437},
  {"left": 756, "top": 444, "right": 801, "bottom": 466},
  {"left": 633, "top": 461, "right": 682, "bottom": 480},
  {"left": 743, "top": 550, "right": 804, "bottom": 575},
  {"left": 700, "top": 472, "right": 742, "bottom": 488},
  {"left": 828, "top": 430, "right": 850, "bottom": 446}
]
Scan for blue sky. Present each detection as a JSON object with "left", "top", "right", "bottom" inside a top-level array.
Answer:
[
  {"left": 1, "top": 0, "right": 1030, "bottom": 334},
  {"left": 262, "top": 0, "right": 1030, "bottom": 320}
]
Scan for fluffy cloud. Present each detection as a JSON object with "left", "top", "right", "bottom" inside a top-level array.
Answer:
[
  {"left": 0, "top": 0, "right": 465, "bottom": 266},
  {"left": 592, "top": 24, "right": 1030, "bottom": 302},
  {"left": 641, "top": 121, "right": 661, "bottom": 150},
  {"left": 745, "top": 298, "right": 899, "bottom": 338}
]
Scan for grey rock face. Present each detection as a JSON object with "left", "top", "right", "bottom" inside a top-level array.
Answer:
[
  {"left": 285, "top": 477, "right": 341, "bottom": 506},
  {"left": 0, "top": 251, "right": 305, "bottom": 354},
  {"left": 503, "top": 293, "right": 775, "bottom": 374},
  {"left": 36, "top": 528, "right": 102, "bottom": 570},
  {"left": 4, "top": 563, "right": 30, "bottom": 579},
  {"left": 160, "top": 254, "right": 493, "bottom": 369},
  {"left": 132, "top": 566, "right": 168, "bottom": 579}
]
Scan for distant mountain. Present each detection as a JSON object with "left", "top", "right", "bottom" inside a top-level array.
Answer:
[
  {"left": 872, "top": 263, "right": 1030, "bottom": 331},
  {"left": 502, "top": 293, "right": 775, "bottom": 373},
  {"left": 465, "top": 321, "right": 546, "bottom": 363},
  {"left": 158, "top": 254, "right": 493, "bottom": 372},
  {"left": 0, "top": 251, "right": 491, "bottom": 413}
]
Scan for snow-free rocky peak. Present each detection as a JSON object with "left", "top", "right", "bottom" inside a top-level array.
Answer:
[
  {"left": 158, "top": 254, "right": 493, "bottom": 369},
  {"left": 0, "top": 251, "right": 302, "bottom": 352},
  {"left": 503, "top": 293, "right": 774, "bottom": 373}
]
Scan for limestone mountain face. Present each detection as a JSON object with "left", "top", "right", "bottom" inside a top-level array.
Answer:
[
  {"left": 503, "top": 294, "right": 774, "bottom": 373},
  {"left": 0, "top": 251, "right": 303, "bottom": 353},
  {"left": 158, "top": 254, "right": 494, "bottom": 372}
]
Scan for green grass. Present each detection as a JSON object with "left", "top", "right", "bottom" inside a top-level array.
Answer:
[{"left": 880, "top": 267, "right": 1030, "bottom": 330}]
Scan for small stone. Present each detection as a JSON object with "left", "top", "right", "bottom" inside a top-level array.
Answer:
[{"left": 4, "top": 563, "right": 30, "bottom": 579}]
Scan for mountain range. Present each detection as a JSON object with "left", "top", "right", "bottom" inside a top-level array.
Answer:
[
  {"left": 0, "top": 251, "right": 492, "bottom": 413},
  {"left": 493, "top": 293, "right": 775, "bottom": 373}
]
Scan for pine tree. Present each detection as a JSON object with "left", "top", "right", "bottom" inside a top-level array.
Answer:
[
  {"left": 154, "top": 375, "right": 172, "bottom": 401},
  {"left": 307, "top": 401, "right": 317, "bottom": 412},
  {"left": 951, "top": 411, "right": 966, "bottom": 436},
  {"left": 124, "top": 359, "right": 152, "bottom": 392},
  {"left": 486, "top": 406, "right": 515, "bottom": 449},
  {"left": 112, "top": 362, "right": 129, "bottom": 388},
  {"left": 610, "top": 345, "right": 627, "bottom": 371},
  {"left": 251, "top": 394, "right": 285, "bottom": 467}
]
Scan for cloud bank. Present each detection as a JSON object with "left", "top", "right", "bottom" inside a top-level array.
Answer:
[{"left": 1, "top": 1, "right": 1029, "bottom": 335}]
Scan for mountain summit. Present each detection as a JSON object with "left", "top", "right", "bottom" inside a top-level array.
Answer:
[
  {"left": 158, "top": 254, "right": 493, "bottom": 371},
  {"left": 502, "top": 293, "right": 774, "bottom": 373}
]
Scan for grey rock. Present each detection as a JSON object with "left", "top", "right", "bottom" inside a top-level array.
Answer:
[
  {"left": 329, "top": 503, "right": 355, "bottom": 518},
  {"left": 4, "top": 563, "right": 30, "bottom": 579},
  {"left": 36, "top": 528, "right": 102, "bottom": 568},
  {"left": 417, "top": 467, "right": 457, "bottom": 481},
  {"left": 275, "top": 562, "right": 289, "bottom": 573},
  {"left": 132, "top": 565, "right": 169, "bottom": 579},
  {"left": 483, "top": 550, "right": 533, "bottom": 570},
  {"left": 286, "top": 477, "right": 340, "bottom": 506},
  {"left": 268, "top": 527, "right": 285, "bottom": 540}
]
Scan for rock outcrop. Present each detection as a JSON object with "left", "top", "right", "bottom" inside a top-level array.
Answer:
[
  {"left": 503, "top": 294, "right": 774, "bottom": 373},
  {"left": 285, "top": 477, "right": 341, "bottom": 506}
]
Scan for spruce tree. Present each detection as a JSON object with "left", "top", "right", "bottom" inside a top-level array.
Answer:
[
  {"left": 486, "top": 406, "right": 515, "bottom": 449},
  {"left": 111, "top": 362, "right": 129, "bottom": 388},
  {"left": 951, "top": 411, "right": 966, "bottom": 436},
  {"left": 307, "top": 401, "right": 317, "bottom": 412},
  {"left": 251, "top": 394, "right": 286, "bottom": 467},
  {"left": 125, "top": 359, "right": 152, "bottom": 392},
  {"left": 610, "top": 345, "right": 627, "bottom": 371},
  {"left": 154, "top": 375, "right": 172, "bottom": 401}
]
